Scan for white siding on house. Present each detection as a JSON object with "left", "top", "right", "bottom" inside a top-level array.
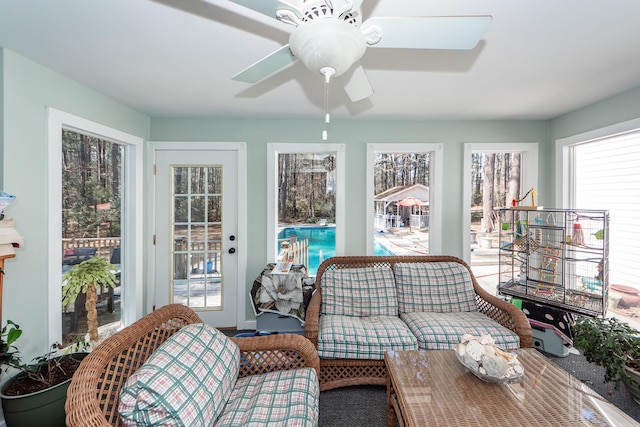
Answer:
[{"left": 574, "top": 131, "right": 640, "bottom": 288}]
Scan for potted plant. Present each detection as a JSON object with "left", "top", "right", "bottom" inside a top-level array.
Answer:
[
  {"left": 0, "top": 320, "right": 22, "bottom": 367},
  {"left": 572, "top": 316, "right": 640, "bottom": 403},
  {"left": 0, "top": 321, "right": 88, "bottom": 427},
  {"left": 61, "top": 256, "right": 119, "bottom": 344}
]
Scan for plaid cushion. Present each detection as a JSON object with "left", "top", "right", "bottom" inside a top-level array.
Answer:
[
  {"left": 394, "top": 262, "right": 477, "bottom": 313},
  {"left": 321, "top": 267, "right": 397, "bottom": 317},
  {"left": 216, "top": 368, "right": 319, "bottom": 427},
  {"left": 118, "top": 323, "right": 240, "bottom": 427},
  {"left": 318, "top": 315, "right": 418, "bottom": 360},
  {"left": 401, "top": 311, "right": 521, "bottom": 350}
]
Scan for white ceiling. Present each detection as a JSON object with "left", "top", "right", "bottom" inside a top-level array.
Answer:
[{"left": 1, "top": 0, "right": 640, "bottom": 121}]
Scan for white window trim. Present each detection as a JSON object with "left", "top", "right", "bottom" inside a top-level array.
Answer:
[
  {"left": 462, "top": 143, "right": 539, "bottom": 265},
  {"left": 147, "top": 141, "right": 249, "bottom": 329},
  {"left": 555, "top": 118, "right": 640, "bottom": 208},
  {"left": 266, "top": 143, "right": 346, "bottom": 264},
  {"left": 366, "top": 143, "right": 443, "bottom": 256},
  {"left": 47, "top": 108, "right": 144, "bottom": 345}
]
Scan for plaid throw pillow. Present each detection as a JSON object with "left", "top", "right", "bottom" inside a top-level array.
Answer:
[
  {"left": 395, "top": 262, "right": 477, "bottom": 313},
  {"left": 321, "top": 267, "right": 398, "bottom": 317},
  {"left": 118, "top": 323, "right": 240, "bottom": 427}
]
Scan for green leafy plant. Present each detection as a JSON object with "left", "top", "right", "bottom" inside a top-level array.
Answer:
[
  {"left": 0, "top": 321, "right": 89, "bottom": 394},
  {"left": 0, "top": 320, "right": 22, "bottom": 368},
  {"left": 61, "top": 257, "right": 118, "bottom": 343},
  {"left": 572, "top": 316, "right": 640, "bottom": 388}
]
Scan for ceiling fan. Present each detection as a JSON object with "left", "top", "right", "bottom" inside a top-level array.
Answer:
[{"left": 229, "top": 0, "right": 492, "bottom": 102}]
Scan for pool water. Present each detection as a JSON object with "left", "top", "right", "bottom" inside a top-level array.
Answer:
[{"left": 278, "top": 226, "right": 395, "bottom": 276}]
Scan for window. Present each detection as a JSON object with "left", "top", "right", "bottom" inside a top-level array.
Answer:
[
  {"left": 47, "top": 109, "right": 143, "bottom": 346},
  {"left": 462, "top": 143, "right": 538, "bottom": 294},
  {"left": 171, "top": 165, "right": 223, "bottom": 309},
  {"left": 558, "top": 121, "right": 640, "bottom": 295},
  {"left": 61, "top": 131, "right": 123, "bottom": 344},
  {"left": 367, "top": 144, "right": 443, "bottom": 256},
  {"left": 267, "top": 144, "right": 345, "bottom": 277}
]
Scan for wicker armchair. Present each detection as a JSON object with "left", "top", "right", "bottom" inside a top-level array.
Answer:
[
  {"left": 65, "top": 304, "right": 320, "bottom": 427},
  {"left": 304, "top": 255, "right": 532, "bottom": 391}
]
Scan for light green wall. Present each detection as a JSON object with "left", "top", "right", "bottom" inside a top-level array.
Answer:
[
  {"left": 151, "top": 118, "right": 550, "bottom": 319},
  {"left": 0, "top": 49, "right": 150, "bottom": 360},
  {"left": 550, "top": 86, "right": 640, "bottom": 140}
]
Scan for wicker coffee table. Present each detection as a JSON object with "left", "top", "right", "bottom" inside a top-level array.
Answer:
[{"left": 384, "top": 348, "right": 640, "bottom": 426}]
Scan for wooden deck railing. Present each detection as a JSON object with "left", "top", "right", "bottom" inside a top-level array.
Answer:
[
  {"left": 62, "top": 238, "right": 121, "bottom": 262},
  {"left": 278, "top": 237, "right": 309, "bottom": 268}
]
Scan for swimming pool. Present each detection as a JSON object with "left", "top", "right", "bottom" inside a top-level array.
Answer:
[{"left": 278, "top": 226, "right": 395, "bottom": 276}]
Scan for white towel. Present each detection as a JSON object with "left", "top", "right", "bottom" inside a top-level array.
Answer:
[{"left": 0, "top": 218, "right": 24, "bottom": 247}]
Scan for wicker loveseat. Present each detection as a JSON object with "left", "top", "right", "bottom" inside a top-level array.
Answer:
[
  {"left": 66, "top": 304, "right": 320, "bottom": 426},
  {"left": 304, "top": 255, "right": 532, "bottom": 391}
]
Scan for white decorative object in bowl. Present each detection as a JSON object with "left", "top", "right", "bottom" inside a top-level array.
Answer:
[{"left": 455, "top": 334, "right": 524, "bottom": 383}]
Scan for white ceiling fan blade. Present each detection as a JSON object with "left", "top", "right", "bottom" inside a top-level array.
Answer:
[
  {"left": 343, "top": 63, "right": 374, "bottom": 102},
  {"left": 232, "top": 45, "right": 297, "bottom": 83},
  {"left": 227, "top": 0, "right": 282, "bottom": 19},
  {"left": 362, "top": 16, "right": 492, "bottom": 50}
]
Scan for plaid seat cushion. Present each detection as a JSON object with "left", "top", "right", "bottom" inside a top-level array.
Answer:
[
  {"left": 318, "top": 315, "right": 418, "bottom": 360},
  {"left": 216, "top": 368, "right": 319, "bottom": 427},
  {"left": 394, "top": 262, "right": 477, "bottom": 313},
  {"left": 321, "top": 266, "right": 397, "bottom": 317},
  {"left": 401, "top": 311, "right": 521, "bottom": 350},
  {"left": 118, "top": 323, "right": 240, "bottom": 427}
]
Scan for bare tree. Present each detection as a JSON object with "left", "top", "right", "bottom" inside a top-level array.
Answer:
[
  {"left": 482, "top": 154, "right": 496, "bottom": 232},
  {"left": 279, "top": 154, "right": 289, "bottom": 220},
  {"left": 506, "top": 154, "right": 521, "bottom": 207}
]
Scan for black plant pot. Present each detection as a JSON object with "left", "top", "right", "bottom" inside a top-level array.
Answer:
[{"left": 0, "top": 353, "right": 88, "bottom": 427}]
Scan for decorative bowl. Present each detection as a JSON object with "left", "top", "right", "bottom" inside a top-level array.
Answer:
[{"left": 454, "top": 343, "right": 524, "bottom": 384}]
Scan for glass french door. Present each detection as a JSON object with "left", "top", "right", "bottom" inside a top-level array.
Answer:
[{"left": 154, "top": 150, "right": 238, "bottom": 327}]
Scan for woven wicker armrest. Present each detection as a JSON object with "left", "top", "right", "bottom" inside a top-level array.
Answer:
[
  {"left": 304, "top": 291, "right": 320, "bottom": 346},
  {"left": 472, "top": 281, "right": 533, "bottom": 348},
  {"left": 231, "top": 333, "right": 320, "bottom": 377}
]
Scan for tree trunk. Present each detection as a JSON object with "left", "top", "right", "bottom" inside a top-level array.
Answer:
[
  {"left": 482, "top": 154, "right": 496, "bottom": 232},
  {"left": 279, "top": 154, "right": 289, "bottom": 221},
  {"left": 85, "top": 283, "right": 99, "bottom": 343},
  {"left": 506, "top": 153, "right": 521, "bottom": 207}
]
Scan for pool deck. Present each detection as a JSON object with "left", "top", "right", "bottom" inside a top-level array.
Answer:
[{"left": 374, "top": 228, "right": 430, "bottom": 256}]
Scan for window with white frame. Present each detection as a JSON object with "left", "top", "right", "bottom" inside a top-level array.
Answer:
[
  {"left": 47, "top": 109, "right": 143, "bottom": 346},
  {"left": 266, "top": 143, "right": 345, "bottom": 277},
  {"left": 559, "top": 126, "right": 640, "bottom": 291},
  {"left": 366, "top": 144, "right": 443, "bottom": 257},
  {"left": 462, "top": 143, "right": 538, "bottom": 294}
]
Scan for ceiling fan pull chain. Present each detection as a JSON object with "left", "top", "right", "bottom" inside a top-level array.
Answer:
[
  {"left": 322, "top": 78, "right": 329, "bottom": 140},
  {"left": 321, "top": 67, "right": 335, "bottom": 141}
]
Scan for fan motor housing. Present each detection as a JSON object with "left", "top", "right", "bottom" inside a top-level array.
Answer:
[{"left": 289, "top": 19, "right": 366, "bottom": 77}]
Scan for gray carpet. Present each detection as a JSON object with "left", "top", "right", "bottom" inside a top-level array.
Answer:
[{"left": 319, "top": 349, "right": 640, "bottom": 426}]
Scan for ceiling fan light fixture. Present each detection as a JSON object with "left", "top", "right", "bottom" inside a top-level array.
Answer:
[{"left": 289, "top": 19, "right": 366, "bottom": 77}]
